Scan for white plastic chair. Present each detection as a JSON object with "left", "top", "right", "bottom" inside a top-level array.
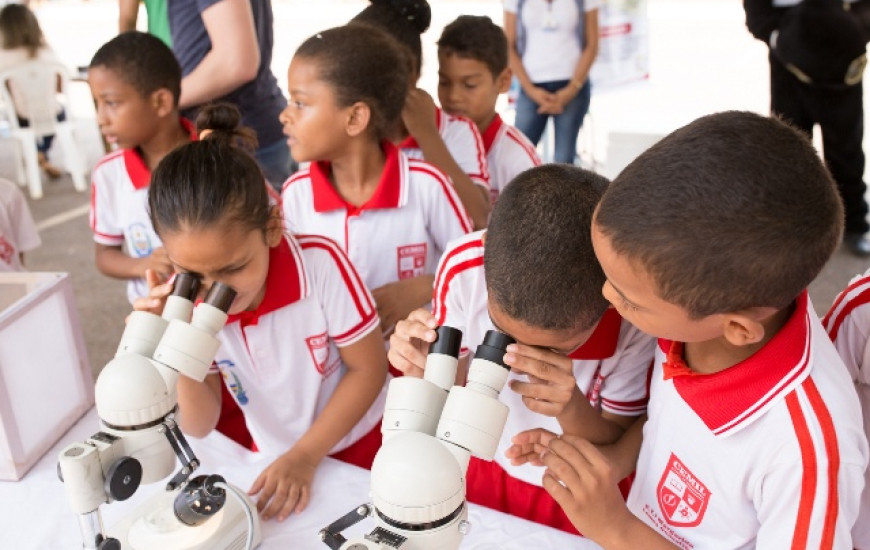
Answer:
[{"left": 0, "top": 60, "right": 88, "bottom": 199}]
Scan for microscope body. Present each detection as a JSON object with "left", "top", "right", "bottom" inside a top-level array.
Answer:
[
  {"left": 321, "top": 328, "right": 514, "bottom": 550},
  {"left": 58, "top": 277, "right": 261, "bottom": 550}
]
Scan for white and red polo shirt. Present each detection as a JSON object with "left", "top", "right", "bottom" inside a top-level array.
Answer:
[
  {"left": 628, "top": 292, "right": 868, "bottom": 549},
  {"left": 280, "top": 142, "right": 472, "bottom": 295},
  {"left": 210, "top": 234, "right": 384, "bottom": 458},
  {"left": 0, "top": 179, "right": 40, "bottom": 272},
  {"left": 479, "top": 114, "right": 541, "bottom": 204},
  {"left": 89, "top": 119, "right": 196, "bottom": 303},
  {"left": 823, "top": 269, "right": 870, "bottom": 549},
  {"left": 432, "top": 230, "right": 653, "bottom": 486},
  {"left": 399, "top": 107, "right": 490, "bottom": 193}
]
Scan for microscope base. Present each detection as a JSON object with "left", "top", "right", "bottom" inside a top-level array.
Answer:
[{"left": 107, "top": 483, "right": 261, "bottom": 549}]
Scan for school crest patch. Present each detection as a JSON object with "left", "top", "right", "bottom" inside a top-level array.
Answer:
[
  {"left": 397, "top": 243, "right": 426, "bottom": 280},
  {"left": 216, "top": 359, "right": 249, "bottom": 405},
  {"left": 127, "top": 222, "right": 154, "bottom": 257},
  {"left": 657, "top": 453, "right": 710, "bottom": 527},
  {"left": 306, "top": 332, "right": 339, "bottom": 377}
]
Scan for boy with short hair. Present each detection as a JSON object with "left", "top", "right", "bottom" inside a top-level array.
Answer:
[
  {"left": 436, "top": 15, "right": 540, "bottom": 204},
  {"left": 389, "top": 164, "right": 654, "bottom": 534},
  {"left": 536, "top": 111, "right": 868, "bottom": 548},
  {"left": 88, "top": 31, "right": 195, "bottom": 304}
]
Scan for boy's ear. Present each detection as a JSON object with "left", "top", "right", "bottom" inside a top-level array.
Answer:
[
  {"left": 496, "top": 67, "right": 512, "bottom": 95},
  {"left": 720, "top": 307, "right": 779, "bottom": 347},
  {"left": 150, "top": 88, "right": 176, "bottom": 118},
  {"left": 264, "top": 205, "right": 284, "bottom": 247},
  {"left": 346, "top": 102, "right": 372, "bottom": 137}
]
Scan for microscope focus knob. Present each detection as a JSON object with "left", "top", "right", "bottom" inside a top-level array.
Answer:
[{"left": 104, "top": 456, "right": 142, "bottom": 501}]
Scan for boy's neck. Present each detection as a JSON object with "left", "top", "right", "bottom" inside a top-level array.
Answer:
[
  {"left": 683, "top": 302, "right": 796, "bottom": 374},
  {"left": 328, "top": 139, "right": 387, "bottom": 207},
  {"left": 138, "top": 115, "right": 190, "bottom": 172},
  {"left": 475, "top": 111, "right": 498, "bottom": 136}
]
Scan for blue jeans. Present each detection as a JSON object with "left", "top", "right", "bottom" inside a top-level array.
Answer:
[
  {"left": 514, "top": 80, "right": 591, "bottom": 165},
  {"left": 255, "top": 138, "right": 297, "bottom": 192},
  {"left": 18, "top": 108, "right": 66, "bottom": 155}
]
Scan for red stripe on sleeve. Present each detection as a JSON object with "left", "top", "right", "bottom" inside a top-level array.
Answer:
[
  {"left": 300, "top": 237, "right": 375, "bottom": 318},
  {"left": 432, "top": 238, "right": 484, "bottom": 302},
  {"left": 786, "top": 391, "right": 817, "bottom": 550},
  {"left": 824, "top": 286, "right": 870, "bottom": 341},
  {"left": 434, "top": 257, "right": 483, "bottom": 326},
  {"left": 803, "top": 378, "right": 840, "bottom": 550},
  {"left": 412, "top": 164, "right": 473, "bottom": 233}
]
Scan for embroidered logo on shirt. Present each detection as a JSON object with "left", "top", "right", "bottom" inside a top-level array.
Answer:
[
  {"left": 0, "top": 236, "right": 14, "bottom": 265},
  {"left": 127, "top": 222, "right": 154, "bottom": 257},
  {"left": 657, "top": 453, "right": 710, "bottom": 527},
  {"left": 306, "top": 332, "right": 340, "bottom": 377},
  {"left": 397, "top": 243, "right": 427, "bottom": 280},
  {"left": 216, "top": 359, "right": 249, "bottom": 405}
]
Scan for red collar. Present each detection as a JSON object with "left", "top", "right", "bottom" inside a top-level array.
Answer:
[
  {"left": 398, "top": 107, "right": 444, "bottom": 150},
  {"left": 568, "top": 307, "right": 623, "bottom": 360},
  {"left": 226, "top": 236, "right": 308, "bottom": 328},
  {"left": 660, "top": 291, "right": 812, "bottom": 436},
  {"left": 309, "top": 141, "right": 405, "bottom": 213},
  {"left": 480, "top": 114, "right": 503, "bottom": 156},
  {"left": 123, "top": 118, "right": 197, "bottom": 190}
]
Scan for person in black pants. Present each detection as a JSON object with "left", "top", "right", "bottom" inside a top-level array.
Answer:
[{"left": 744, "top": 0, "right": 870, "bottom": 256}]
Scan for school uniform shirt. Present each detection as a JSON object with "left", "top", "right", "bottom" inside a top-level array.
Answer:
[
  {"left": 432, "top": 230, "right": 653, "bottom": 487},
  {"left": 823, "top": 268, "right": 870, "bottom": 549},
  {"left": 0, "top": 179, "right": 40, "bottom": 272},
  {"left": 480, "top": 114, "right": 541, "bottom": 204},
  {"left": 399, "top": 107, "right": 490, "bottom": 193},
  {"left": 280, "top": 142, "right": 472, "bottom": 295},
  {"left": 628, "top": 292, "right": 868, "bottom": 550},
  {"left": 210, "top": 234, "right": 384, "bottom": 457},
  {"left": 89, "top": 119, "right": 196, "bottom": 303}
]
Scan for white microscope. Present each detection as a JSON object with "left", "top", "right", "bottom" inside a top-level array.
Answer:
[
  {"left": 57, "top": 273, "right": 261, "bottom": 550},
  {"left": 320, "top": 326, "right": 515, "bottom": 550}
]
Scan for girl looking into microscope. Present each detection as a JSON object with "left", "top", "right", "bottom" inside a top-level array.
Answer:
[{"left": 134, "top": 103, "right": 388, "bottom": 522}]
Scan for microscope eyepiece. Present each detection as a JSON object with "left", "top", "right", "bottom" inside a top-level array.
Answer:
[
  {"left": 171, "top": 272, "right": 201, "bottom": 301},
  {"left": 429, "top": 326, "right": 462, "bottom": 358},
  {"left": 473, "top": 330, "right": 515, "bottom": 369},
  {"left": 203, "top": 282, "right": 237, "bottom": 313}
]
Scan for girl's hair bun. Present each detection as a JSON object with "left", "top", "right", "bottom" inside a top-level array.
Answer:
[
  {"left": 195, "top": 102, "right": 258, "bottom": 152},
  {"left": 370, "top": 0, "right": 431, "bottom": 34}
]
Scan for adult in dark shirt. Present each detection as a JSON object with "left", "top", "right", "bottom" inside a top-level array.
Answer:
[{"left": 169, "top": 0, "right": 293, "bottom": 189}]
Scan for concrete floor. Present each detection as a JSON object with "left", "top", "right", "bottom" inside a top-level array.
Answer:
[{"left": 2, "top": 0, "right": 870, "bottom": 377}]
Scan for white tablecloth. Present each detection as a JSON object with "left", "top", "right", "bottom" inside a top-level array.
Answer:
[{"left": 0, "top": 409, "right": 602, "bottom": 549}]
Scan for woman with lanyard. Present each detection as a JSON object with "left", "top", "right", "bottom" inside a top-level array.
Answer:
[{"left": 504, "top": 0, "right": 599, "bottom": 165}]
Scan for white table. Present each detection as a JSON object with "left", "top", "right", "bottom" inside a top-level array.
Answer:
[{"left": 0, "top": 409, "right": 602, "bottom": 549}]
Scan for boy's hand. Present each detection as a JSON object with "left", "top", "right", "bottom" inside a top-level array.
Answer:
[
  {"left": 371, "top": 278, "right": 428, "bottom": 335},
  {"left": 505, "top": 427, "right": 557, "bottom": 467},
  {"left": 387, "top": 308, "right": 438, "bottom": 378},
  {"left": 542, "top": 434, "right": 632, "bottom": 539},
  {"left": 131, "top": 268, "right": 173, "bottom": 315},
  {"left": 145, "top": 247, "right": 173, "bottom": 283},
  {"left": 402, "top": 88, "right": 438, "bottom": 140},
  {"left": 248, "top": 447, "right": 318, "bottom": 521},
  {"left": 505, "top": 343, "right": 578, "bottom": 417}
]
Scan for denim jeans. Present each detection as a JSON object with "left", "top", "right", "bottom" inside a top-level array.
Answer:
[
  {"left": 18, "top": 108, "right": 66, "bottom": 155},
  {"left": 514, "top": 80, "right": 591, "bottom": 165},
  {"left": 255, "top": 138, "right": 298, "bottom": 192}
]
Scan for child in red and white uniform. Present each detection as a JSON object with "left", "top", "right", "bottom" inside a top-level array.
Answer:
[
  {"left": 436, "top": 15, "right": 541, "bottom": 205},
  {"left": 389, "top": 165, "right": 653, "bottom": 534},
  {"left": 0, "top": 178, "right": 40, "bottom": 272},
  {"left": 135, "top": 106, "right": 388, "bottom": 523},
  {"left": 280, "top": 25, "right": 471, "bottom": 333},
  {"left": 351, "top": 0, "right": 492, "bottom": 230},
  {"left": 823, "top": 270, "right": 870, "bottom": 548},
  {"left": 88, "top": 32, "right": 195, "bottom": 303},
  {"left": 533, "top": 112, "right": 868, "bottom": 548}
]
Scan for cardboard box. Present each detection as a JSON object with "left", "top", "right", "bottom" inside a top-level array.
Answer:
[{"left": 0, "top": 272, "right": 93, "bottom": 480}]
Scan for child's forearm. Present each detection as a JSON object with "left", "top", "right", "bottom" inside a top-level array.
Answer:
[
  {"left": 594, "top": 516, "right": 678, "bottom": 550},
  {"left": 291, "top": 368, "right": 384, "bottom": 463},
  {"left": 412, "top": 131, "right": 490, "bottom": 229},
  {"left": 557, "top": 388, "right": 631, "bottom": 444},
  {"left": 176, "top": 374, "right": 222, "bottom": 438},
  {"left": 94, "top": 245, "right": 149, "bottom": 280}
]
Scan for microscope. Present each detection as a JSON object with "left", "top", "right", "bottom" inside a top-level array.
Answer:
[
  {"left": 57, "top": 274, "right": 261, "bottom": 550},
  {"left": 320, "top": 326, "right": 515, "bottom": 550}
]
